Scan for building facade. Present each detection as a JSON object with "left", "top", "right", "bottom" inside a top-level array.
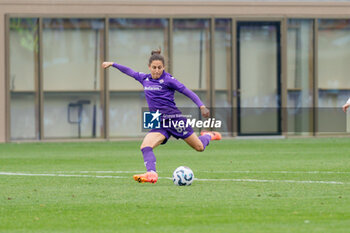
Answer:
[{"left": 1, "top": 0, "right": 350, "bottom": 142}]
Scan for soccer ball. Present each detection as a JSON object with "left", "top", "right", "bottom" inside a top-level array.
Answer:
[{"left": 172, "top": 166, "right": 194, "bottom": 186}]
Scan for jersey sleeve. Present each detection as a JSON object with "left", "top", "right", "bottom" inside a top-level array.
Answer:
[
  {"left": 167, "top": 76, "right": 186, "bottom": 92},
  {"left": 167, "top": 76, "right": 204, "bottom": 108},
  {"left": 112, "top": 63, "right": 146, "bottom": 84}
]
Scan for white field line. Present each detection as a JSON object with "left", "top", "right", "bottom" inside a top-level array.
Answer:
[
  {"left": 193, "top": 178, "right": 347, "bottom": 185},
  {"left": 34, "top": 170, "right": 350, "bottom": 175},
  {"left": 199, "top": 170, "right": 350, "bottom": 174},
  {"left": 0, "top": 172, "right": 129, "bottom": 179},
  {"left": 0, "top": 172, "right": 348, "bottom": 185},
  {"left": 53, "top": 171, "right": 145, "bottom": 174}
]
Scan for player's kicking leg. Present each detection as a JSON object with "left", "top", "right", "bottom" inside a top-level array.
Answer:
[
  {"left": 184, "top": 131, "right": 222, "bottom": 152},
  {"left": 200, "top": 131, "right": 222, "bottom": 140}
]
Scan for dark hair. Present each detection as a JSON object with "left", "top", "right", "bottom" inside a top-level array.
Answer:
[{"left": 149, "top": 48, "right": 165, "bottom": 66}]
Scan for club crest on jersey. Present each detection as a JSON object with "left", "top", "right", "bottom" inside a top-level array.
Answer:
[{"left": 159, "top": 79, "right": 164, "bottom": 84}]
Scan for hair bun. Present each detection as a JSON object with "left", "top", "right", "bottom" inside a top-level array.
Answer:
[{"left": 151, "top": 48, "right": 161, "bottom": 55}]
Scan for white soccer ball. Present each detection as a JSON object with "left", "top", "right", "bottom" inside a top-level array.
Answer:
[{"left": 172, "top": 166, "right": 194, "bottom": 186}]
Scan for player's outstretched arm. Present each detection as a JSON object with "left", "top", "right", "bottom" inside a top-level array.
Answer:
[
  {"left": 101, "top": 61, "right": 141, "bottom": 81},
  {"left": 168, "top": 77, "right": 210, "bottom": 118},
  {"left": 102, "top": 61, "right": 113, "bottom": 69},
  {"left": 180, "top": 88, "right": 210, "bottom": 118},
  {"left": 200, "top": 105, "right": 210, "bottom": 118},
  {"left": 343, "top": 98, "right": 350, "bottom": 112}
]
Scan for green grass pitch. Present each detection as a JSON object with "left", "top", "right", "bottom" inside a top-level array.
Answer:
[{"left": 1, "top": 138, "right": 350, "bottom": 233}]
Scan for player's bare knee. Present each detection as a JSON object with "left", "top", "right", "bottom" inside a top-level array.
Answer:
[
  {"left": 140, "top": 141, "right": 160, "bottom": 150},
  {"left": 140, "top": 144, "right": 152, "bottom": 150},
  {"left": 194, "top": 144, "right": 204, "bottom": 152}
]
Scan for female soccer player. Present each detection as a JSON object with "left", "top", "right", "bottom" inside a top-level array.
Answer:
[
  {"left": 342, "top": 98, "right": 350, "bottom": 112},
  {"left": 102, "top": 49, "right": 221, "bottom": 184}
]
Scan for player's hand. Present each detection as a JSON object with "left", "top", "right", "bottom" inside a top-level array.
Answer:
[
  {"left": 200, "top": 106, "right": 210, "bottom": 118},
  {"left": 342, "top": 103, "right": 350, "bottom": 112},
  {"left": 102, "top": 62, "right": 113, "bottom": 69}
]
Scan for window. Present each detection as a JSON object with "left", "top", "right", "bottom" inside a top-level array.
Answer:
[
  {"left": 9, "top": 18, "right": 38, "bottom": 140},
  {"left": 318, "top": 19, "right": 350, "bottom": 134},
  {"left": 42, "top": 18, "right": 105, "bottom": 138},
  {"left": 287, "top": 19, "right": 314, "bottom": 135}
]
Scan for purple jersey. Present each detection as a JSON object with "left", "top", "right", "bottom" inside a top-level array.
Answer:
[{"left": 112, "top": 63, "right": 204, "bottom": 117}]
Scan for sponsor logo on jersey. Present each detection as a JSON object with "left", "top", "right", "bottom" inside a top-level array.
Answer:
[{"left": 144, "top": 85, "right": 162, "bottom": 91}]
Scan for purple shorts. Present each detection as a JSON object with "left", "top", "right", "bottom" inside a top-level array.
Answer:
[{"left": 149, "top": 117, "right": 194, "bottom": 145}]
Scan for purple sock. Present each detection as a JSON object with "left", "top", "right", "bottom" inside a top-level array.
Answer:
[
  {"left": 141, "top": 147, "right": 156, "bottom": 172},
  {"left": 199, "top": 135, "right": 211, "bottom": 150}
]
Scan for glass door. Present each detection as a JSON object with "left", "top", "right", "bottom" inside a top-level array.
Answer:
[{"left": 237, "top": 21, "right": 281, "bottom": 136}]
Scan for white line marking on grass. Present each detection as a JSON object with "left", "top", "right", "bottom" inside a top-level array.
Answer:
[
  {"left": 194, "top": 178, "right": 347, "bottom": 185},
  {"left": 199, "top": 170, "right": 350, "bottom": 174},
  {"left": 0, "top": 172, "right": 129, "bottom": 179},
  {"left": 45, "top": 170, "right": 350, "bottom": 175},
  {"left": 53, "top": 171, "right": 144, "bottom": 174},
  {"left": 0, "top": 172, "right": 348, "bottom": 185}
]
